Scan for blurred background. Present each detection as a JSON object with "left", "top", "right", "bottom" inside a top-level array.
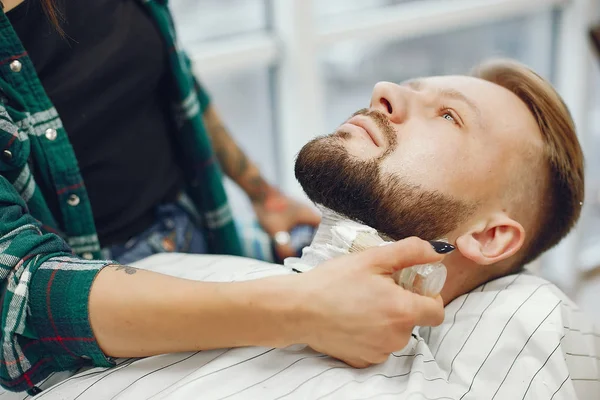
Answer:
[{"left": 169, "top": 0, "right": 600, "bottom": 320}]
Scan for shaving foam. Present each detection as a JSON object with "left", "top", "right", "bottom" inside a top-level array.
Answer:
[{"left": 284, "top": 206, "right": 447, "bottom": 297}]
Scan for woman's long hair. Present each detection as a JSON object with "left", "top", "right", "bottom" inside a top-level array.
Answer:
[
  {"left": 0, "top": 1, "right": 65, "bottom": 35},
  {"left": 41, "top": 0, "right": 65, "bottom": 35}
]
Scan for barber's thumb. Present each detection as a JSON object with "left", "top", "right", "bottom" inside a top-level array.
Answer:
[{"left": 363, "top": 237, "right": 454, "bottom": 275}]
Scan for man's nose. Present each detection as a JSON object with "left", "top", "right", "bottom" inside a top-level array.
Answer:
[{"left": 370, "top": 82, "right": 409, "bottom": 124}]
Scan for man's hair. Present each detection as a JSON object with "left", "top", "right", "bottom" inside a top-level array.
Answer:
[{"left": 471, "top": 59, "right": 584, "bottom": 267}]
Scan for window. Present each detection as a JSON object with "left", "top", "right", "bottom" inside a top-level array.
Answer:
[
  {"left": 320, "top": 14, "right": 554, "bottom": 133},
  {"left": 170, "top": 0, "right": 268, "bottom": 45},
  {"left": 568, "top": 56, "right": 599, "bottom": 321},
  {"left": 578, "top": 60, "right": 600, "bottom": 269},
  {"left": 316, "top": 0, "right": 417, "bottom": 20},
  {"left": 574, "top": 57, "right": 600, "bottom": 323}
]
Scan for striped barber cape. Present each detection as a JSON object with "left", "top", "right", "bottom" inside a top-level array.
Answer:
[{"left": 7, "top": 253, "right": 597, "bottom": 400}]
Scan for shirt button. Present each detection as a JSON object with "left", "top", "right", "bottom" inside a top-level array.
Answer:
[
  {"left": 67, "top": 194, "right": 80, "bottom": 207},
  {"left": 9, "top": 60, "right": 22, "bottom": 73},
  {"left": 45, "top": 128, "right": 58, "bottom": 141},
  {"left": 82, "top": 253, "right": 93, "bottom": 260},
  {"left": 2, "top": 150, "right": 13, "bottom": 162}
]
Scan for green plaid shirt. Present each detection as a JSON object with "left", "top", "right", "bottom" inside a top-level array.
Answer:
[{"left": 0, "top": 0, "right": 243, "bottom": 393}]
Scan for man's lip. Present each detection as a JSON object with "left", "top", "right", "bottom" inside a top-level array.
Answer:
[{"left": 347, "top": 115, "right": 381, "bottom": 147}]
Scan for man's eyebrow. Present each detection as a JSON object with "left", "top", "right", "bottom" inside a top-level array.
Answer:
[{"left": 404, "top": 79, "right": 483, "bottom": 128}]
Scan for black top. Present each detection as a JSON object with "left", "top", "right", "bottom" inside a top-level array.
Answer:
[{"left": 7, "top": 0, "right": 184, "bottom": 246}]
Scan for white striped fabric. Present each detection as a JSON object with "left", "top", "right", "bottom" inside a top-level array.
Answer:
[{"left": 8, "top": 253, "right": 597, "bottom": 400}]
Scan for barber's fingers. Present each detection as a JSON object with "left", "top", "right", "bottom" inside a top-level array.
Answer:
[
  {"left": 405, "top": 293, "right": 445, "bottom": 327},
  {"left": 358, "top": 237, "right": 447, "bottom": 275},
  {"left": 274, "top": 242, "right": 297, "bottom": 260}
]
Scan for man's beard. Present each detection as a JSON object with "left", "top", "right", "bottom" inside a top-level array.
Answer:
[{"left": 294, "top": 109, "right": 476, "bottom": 241}]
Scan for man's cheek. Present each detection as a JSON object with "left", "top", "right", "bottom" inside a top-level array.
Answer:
[{"left": 380, "top": 143, "right": 447, "bottom": 178}]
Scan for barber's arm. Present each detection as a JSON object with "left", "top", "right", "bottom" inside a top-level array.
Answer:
[{"left": 89, "top": 237, "right": 446, "bottom": 368}]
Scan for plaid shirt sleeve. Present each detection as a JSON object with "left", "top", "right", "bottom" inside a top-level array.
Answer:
[
  {"left": 192, "top": 74, "right": 211, "bottom": 113},
  {"left": 0, "top": 177, "right": 114, "bottom": 394}
]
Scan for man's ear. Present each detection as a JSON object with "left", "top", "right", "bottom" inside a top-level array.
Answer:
[{"left": 454, "top": 215, "right": 525, "bottom": 265}]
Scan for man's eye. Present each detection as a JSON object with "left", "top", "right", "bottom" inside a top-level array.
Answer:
[
  {"left": 442, "top": 112, "right": 455, "bottom": 123},
  {"left": 439, "top": 108, "right": 461, "bottom": 126}
]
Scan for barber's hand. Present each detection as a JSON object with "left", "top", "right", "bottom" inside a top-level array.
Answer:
[
  {"left": 295, "top": 237, "right": 447, "bottom": 368},
  {"left": 253, "top": 190, "right": 320, "bottom": 259}
]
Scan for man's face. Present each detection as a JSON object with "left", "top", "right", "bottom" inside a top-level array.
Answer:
[{"left": 295, "top": 75, "right": 542, "bottom": 241}]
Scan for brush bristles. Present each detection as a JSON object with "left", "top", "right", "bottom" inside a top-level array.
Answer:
[{"left": 347, "top": 231, "right": 386, "bottom": 253}]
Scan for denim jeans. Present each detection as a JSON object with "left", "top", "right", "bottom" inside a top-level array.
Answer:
[
  {"left": 100, "top": 193, "right": 281, "bottom": 265},
  {"left": 100, "top": 195, "right": 208, "bottom": 265}
]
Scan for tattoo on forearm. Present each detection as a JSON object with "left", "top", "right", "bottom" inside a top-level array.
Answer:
[
  {"left": 204, "top": 110, "right": 251, "bottom": 180},
  {"left": 203, "top": 108, "right": 274, "bottom": 205},
  {"left": 248, "top": 175, "right": 269, "bottom": 205},
  {"left": 111, "top": 265, "right": 138, "bottom": 275},
  {"left": 213, "top": 143, "right": 229, "bottom": 173},
  {"left": 235, "top": 151, "right": 249, "bottom": 179}
]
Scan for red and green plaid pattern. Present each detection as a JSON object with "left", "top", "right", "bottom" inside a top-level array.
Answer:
[{"left": 0, "top": 0, "right": 242, "bottom": 392}]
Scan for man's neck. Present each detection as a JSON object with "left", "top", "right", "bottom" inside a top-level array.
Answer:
[
  {"left": 440, "top": 257, "right": 506, "bottom": 306},
  {"left": 296, "top": 208, "right": 496, "bottom": 307},
  {"left": 2, "top": 0, "right": 24, "bottom": 13}
]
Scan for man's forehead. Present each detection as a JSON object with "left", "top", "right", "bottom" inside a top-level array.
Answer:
[
  {"left": 402, "top": 75, "right": 543, "bottom": 145},
  {"left": 402, "top": 75, "right": 501, "bottom": 96},
  {"left": 405, "top": 76, "right": 533, "bottom": 119}
]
